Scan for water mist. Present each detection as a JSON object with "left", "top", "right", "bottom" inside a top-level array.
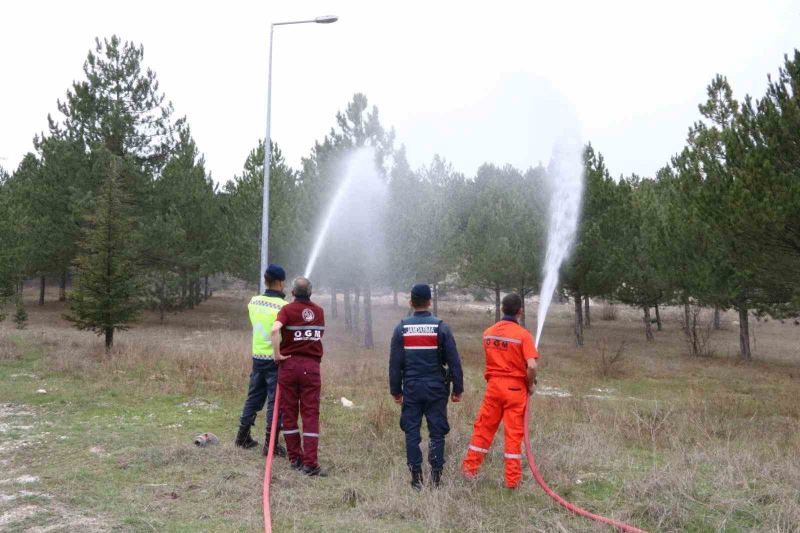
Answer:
[
  {"left": 535, "top": 136, "right": 585, "bottom": 347},
  {"left": 303, "top": 147, "right": 386, "bottom": 279}
]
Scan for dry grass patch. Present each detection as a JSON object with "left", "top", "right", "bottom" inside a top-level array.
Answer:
[{"left": 1, "top": 289, "right": 799, "bottom": 531}]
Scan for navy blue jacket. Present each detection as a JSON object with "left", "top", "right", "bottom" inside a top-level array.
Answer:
[{"left": 389, "top": 311, "right": 464, "bottom": 396}]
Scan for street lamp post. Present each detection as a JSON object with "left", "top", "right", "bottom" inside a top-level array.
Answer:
[{"left": 260, "top": 15, "right": 338, "bottom": 294}]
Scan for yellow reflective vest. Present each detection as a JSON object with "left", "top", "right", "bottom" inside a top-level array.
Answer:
[{"left": 248, "top": 294, "right": 287, "bottom": 359}]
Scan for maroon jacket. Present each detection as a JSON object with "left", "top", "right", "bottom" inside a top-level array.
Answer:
[{"left": 277, "top": 297, "right": 325, "bottom": 359}]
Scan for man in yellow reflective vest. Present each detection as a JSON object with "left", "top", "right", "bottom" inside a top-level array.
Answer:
[{"left": 235, "top": 264, "right": 289, "bottom": 456}]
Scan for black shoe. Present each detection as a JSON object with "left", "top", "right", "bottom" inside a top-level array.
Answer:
[
  {"left": 262, "top": 440, "right": 287, "bottom": 458},
  {"left": 290, "top": 458, "right": 303, "bottom": 470},
  {"left": 410, "top": 470, "right": 423, "bottom": 490},
  {"left": 302, "top": 464, "right": 327, "bottom": 477},
  {"left": 431, "top": 469, "right": 442, "bottom": 488},
  {"left": 234, "top": 426, "right": 258, "bottom": 449}
]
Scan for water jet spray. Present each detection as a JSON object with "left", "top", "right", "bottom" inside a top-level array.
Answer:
[{"left": 524, "top": 136, "right": 648, "bottom": 532}]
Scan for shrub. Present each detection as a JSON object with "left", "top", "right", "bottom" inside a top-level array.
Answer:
[{"left": 597, "top": 339, "right": 626, "bottom": 377}]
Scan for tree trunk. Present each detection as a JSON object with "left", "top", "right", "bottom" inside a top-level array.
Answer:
[
  {"left": 584, "top": 295, "right": 591, "bottom": 328},
  {"left": 104, "top": 327, "right": 114, "bottom": 353},
  {"left": 188, "top": 279, "right": 195, "bottom": 309},
  {"left": 433, "top": 283, "right": 439, "bottom": 316},
  {"left": 353, "top": 285, "right": 361, "bottom": 337},
  {"left": 159, "top": 276, "right": 166, "bottom": 323},
  {"left": 713, "top": 307, "right": 721, "bottom": 330},
  {"left": 655, "top": 303, "right": 662, "bottom": 331},
  {"left": 59, "top": 272, "right": 67, "bottom": 302},
  {"left": 393, "top": 289, "right": 398, "bottom": 307},
  {"left": 574, "top": 290, "right": 584, "bottom": 347},
  {"left": 683, "top": 300, "right": 691, "bottom": 336},
  {"left": 39, "top": 276, "right": 45, "bottom": 306},
  {"left": 343, "top": 288, "right": 352, "bottom": 332},
  {"left": 738, "top": 305, "right": 751, "bottom": 360},
  {"left": 519, "top": 286, "right": 526, "bottom": 328},
  {"left": 17, "top": 280, "right": 24, "bottom": 295},
  {"left": 364, "top": 283, "right": 374, "bottom": 349},
  {"left": 494, "top": 285, "right": 501, "bottom": 322},
  {"left": 330, "top": 287, "right": 338, "bottom": 319},
  {"left": 682, "top": 305, "right": 698, "bottom": 357},
  {"left": 204, "top": 276, "right": 209, "bottom": 300},
  {"left": 642, "top": 306, "right": 654, "bottom": 341}
]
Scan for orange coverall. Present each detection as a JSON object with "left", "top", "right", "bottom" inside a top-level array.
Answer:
[{"left": 462, "top": 318, "right": 539, "bottom": 488}]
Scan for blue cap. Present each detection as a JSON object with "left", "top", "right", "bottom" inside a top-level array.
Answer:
[
  {"left": 265, "top": 264, "right": 286, "bottom": 281},
  {"left": 411, "top": 283, "right": 432, "bottom": 301}
]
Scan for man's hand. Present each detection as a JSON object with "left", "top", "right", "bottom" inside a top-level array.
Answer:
[
  {"left": 450, "top": 393, "right": 462, "bottom": 403},
  {"left": 392, "top": 394, "right": 403, "bottom": 405},
  {"left": 526, "top": 358, "right": 538, "bottom": 395},
  {"left": 527, "top": 376, "right": 538, "bottom": 396},
  {"left": 271, "top": 321, "right": 285, "bottom": 362}
]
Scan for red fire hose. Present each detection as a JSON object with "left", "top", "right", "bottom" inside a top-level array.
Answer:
[
  {"left": 262, "top": 385, "right": 281, "bottom": 533},
  {"left": 523, "top": 399, "right": 648, "bottom": 532},
  {"left": 263, "top": 386, "right": 646, "bottom": 532}
]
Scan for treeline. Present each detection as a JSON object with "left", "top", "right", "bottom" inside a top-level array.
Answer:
[{"left": 1, "top": 36, "right": 798, "bottom": 361}]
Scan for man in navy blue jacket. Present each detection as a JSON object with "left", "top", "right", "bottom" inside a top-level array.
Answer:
[{"left": 389, "top": 284, "right": 464, "bottom": 489}]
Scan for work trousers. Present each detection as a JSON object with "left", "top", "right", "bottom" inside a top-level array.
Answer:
[
  {"left": 400, "top": 379, "right": 450, "bottom": 472},
  {"left": 462, "top": 377, "right": 527, "bottom": 488},
  {"left": 278, "top": 355, "right": 322, "bottom": 469},
  {"left": 239, "top": 358, "right": 281, "bottom": 437}
]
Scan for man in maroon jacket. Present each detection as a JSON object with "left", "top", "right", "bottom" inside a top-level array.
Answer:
[{"left": 270, "top": 276, "right": 327, "bottom": 476}]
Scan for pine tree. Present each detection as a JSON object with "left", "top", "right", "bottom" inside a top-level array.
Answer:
[
  {"left": 66, "top": 152, "right": 142, "bottom": 352},
  {"left": 614, "top": 177, "right": 665, "bottom": 341},
  {"left": 13, "top": 296, "right": 28, "bottom": 329},
  {"left": 49, "top": 35, "right": 175, "bottom": 172},
  {"left": 732, "top": 51, "right": 800, "bottom": 316},
  {"left": 221, "top": 141, "right": 303, "bottom": 285},
  {"left": 141, "top": 207, "right": 185, "bottom": 321},
  {"left": 149, "top": 123, "right": 219, "bottom": 309},
  {"left": 0, "top": 166, "right": 24, "bottom": 310},
  {"left": 460, "top": 163, "right": 546, "bottom": 324},
  {"left": 560, "top": 146, "right": 629, "bottom": 345},
  {"left": 300, "top": 94, "right": 394, "bottom": 345}
]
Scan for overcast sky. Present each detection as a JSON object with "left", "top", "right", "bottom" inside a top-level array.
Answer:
[{"left": 1, "top": 0, "right": 798, "bottom": 182}]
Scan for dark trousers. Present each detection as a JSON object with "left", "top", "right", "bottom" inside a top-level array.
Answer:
[
  {"left": 400, "top": 379, "right": 450, "bottom": 472},
  {"left": 239, "top": 358, "right": 280, "bottom": 436},
  {"left": 278, "top": 356, "right": 322, "bottom": 469}
]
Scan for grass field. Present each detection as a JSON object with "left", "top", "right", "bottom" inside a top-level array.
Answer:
[{"left": 1, "top": 288, "right": 799, "bottom": 532}]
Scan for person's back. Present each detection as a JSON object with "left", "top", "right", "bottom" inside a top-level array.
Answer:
[
  {"left": 399, "top": 312, "right": 448, "bottom": 381},
  {"left": 482, "top": 319, "right": 536, "bottom": 382},
  {"left": 278, "top": 298, "right": 325, "bottom": 359}
]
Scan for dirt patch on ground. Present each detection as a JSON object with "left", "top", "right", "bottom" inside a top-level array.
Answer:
[{"left": 0, "top": 403, "right": 112, "bottom": 532}]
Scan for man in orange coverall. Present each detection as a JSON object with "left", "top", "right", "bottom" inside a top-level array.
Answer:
[{"left": 462, "top": 293, "right": 539, "bottom": 489}]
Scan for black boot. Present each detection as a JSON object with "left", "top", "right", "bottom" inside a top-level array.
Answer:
[
  {"left": 410, "top": 470, "right": 423, "bottom": 490},
  {"left": 431, "top": 469, "right": 442, "bottom": 488},
  {"left": 262, "top": 439, "right": 287, "bottom": 458},
  {"left": 302, "top": 464, "right": 328, "bottom": 477},
  {"left": 234, "top": 426, "right": 258, "bottom": 449}
]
